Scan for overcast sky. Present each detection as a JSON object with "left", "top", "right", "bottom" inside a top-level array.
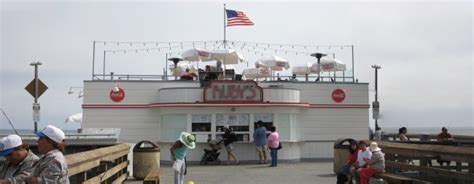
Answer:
[{"left": 1, "top": 0, "right": 472, "bottom": 132}]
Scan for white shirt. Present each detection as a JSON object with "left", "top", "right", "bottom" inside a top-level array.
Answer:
[{"left": 357, "top": 148, "right": 372, "bottom": 167}]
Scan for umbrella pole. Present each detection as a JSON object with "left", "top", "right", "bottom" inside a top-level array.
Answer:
[{"left": 223, "top": 60, "right": 226, "bottom": 80}]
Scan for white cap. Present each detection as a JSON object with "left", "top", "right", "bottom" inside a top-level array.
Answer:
[
  {"left": 0, "top": 134, "right": 23, "bottom": 156},
  {"left": 35, "top": 125, "right": 66, "bottom": 144}
]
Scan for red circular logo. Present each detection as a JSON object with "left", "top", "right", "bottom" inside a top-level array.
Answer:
[
  {"left": 110, "top": 88, "right": 125, "bottom": 102},
  {"left": 332, "top": 88, "right": 345, "bottom": 103}
]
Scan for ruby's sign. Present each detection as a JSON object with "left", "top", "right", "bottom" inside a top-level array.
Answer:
[
  {"left": 332, "top": 88, "right": 345, "bottom": 103},
  {"left": 204, "top": 81, "right": 263, "bottom": 103},
  {"left": 110, "top": 88, "right": 125, "bottom": 102}
]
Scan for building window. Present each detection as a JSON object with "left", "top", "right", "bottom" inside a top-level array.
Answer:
[
  {"left": 160, "top": 114, "right": 187, "bottom": 142},
  {"left": 191, "top": 114, "right": 212, "bottom": 143},
  {"left": 216, "top": 114, "right": 250, "bottom": 142},
  {"left": 254, "top": 113, "right": 274, "bottom": 131}
]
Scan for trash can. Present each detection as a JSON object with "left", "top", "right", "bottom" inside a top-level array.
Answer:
[
  {"left": 133, "top": 140, "right": 160, "bottom": 180},
  {"left": 333, "top": 138, "right": 356, "bottom": 174}
]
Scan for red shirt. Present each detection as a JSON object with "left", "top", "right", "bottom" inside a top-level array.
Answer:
[
  {"left": 437, "top": 132, "right": 453, "bottom": 141},
  {"left": 348, "top": 150, "right": 358, "bottom": 164}
]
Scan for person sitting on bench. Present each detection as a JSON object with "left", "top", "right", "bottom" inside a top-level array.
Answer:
[{"left": 357, "top": 142, "right": 385, "bottom": 184}]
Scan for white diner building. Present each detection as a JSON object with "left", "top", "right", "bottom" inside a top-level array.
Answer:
[{"left": 82, "top": 79, "right": 369, "bottom": 163}]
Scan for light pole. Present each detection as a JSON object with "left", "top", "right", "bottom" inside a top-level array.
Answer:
[
  {"left": 30, "top": 61, "right": 42, "bottom": 132},
  {"left": 371, "top": 65, "right": 381, "bottom": 129},
  {"left": 310, "top": 52, "right": 327, "bottom": 82}
]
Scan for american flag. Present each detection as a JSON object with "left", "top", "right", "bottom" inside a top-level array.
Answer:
[{"left": 226, "top": 9, "right": 254, "bottom": 27}]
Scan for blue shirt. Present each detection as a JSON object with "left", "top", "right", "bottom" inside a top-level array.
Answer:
[
  {"left": 254, "top": 127, "right": 267, "bottom": 146},
  {"left": 175, "top": 146, "right": 188, "bottom": 160}
]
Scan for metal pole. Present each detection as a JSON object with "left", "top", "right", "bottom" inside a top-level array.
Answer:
[
  {"left": 165, "top": 53, "right": 168, "bottom": 80},
  {"left": 317, "top": 57, "right": 321, "bottom": 81},
  {"left": 103, "top": 51, "right": 106, "bottom": 80},
  {"left": 34, "top": 63, "right": 39, "bottom": 132},
  {"left": 223, "top": 4, "right": 227, "bottom": 48},
  {"left": 92, "top": 41, "right": 96, "bottom": 80},
  {"left": 351, "top": 45, "right": 355, "bottom": 82}
]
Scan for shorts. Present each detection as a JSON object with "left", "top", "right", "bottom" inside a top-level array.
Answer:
[
  {"left": 226, "top": 144, "right": 234, "bottom": 152},
  {"left": 256, "top": 145, "right": 267, "bottom": 152}
]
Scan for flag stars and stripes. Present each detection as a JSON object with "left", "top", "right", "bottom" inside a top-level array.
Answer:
[{"left": 226, "top": 9, "right": 254, "bottom": 27}]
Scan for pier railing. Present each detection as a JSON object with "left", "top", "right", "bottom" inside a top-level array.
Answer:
[
  {"left": 66, "top": 143, "right": 131, "bottom": 183},
  {"left": 376, "top": 141, "right": 474, "bottom": 184}
]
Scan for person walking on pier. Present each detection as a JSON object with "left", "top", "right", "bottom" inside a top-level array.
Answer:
[
  {"left": 25, "top": 125, "right": 69, "bottom": 184},
  {"left": 357, "top": 142, "right": 385, "bottom": 184},
  {"left": 170, "top": 132, "right": 196, "bottom": 184},
  {"left": 267, "top": 126, "right": 280, "bottom": 167},
  {"left": 253, "top": 121, "right": 267, "bottom": 164},
  {"left": 0, "top": 134, "right": 39, "bottom": 184},
  {"left": 223, "top": 125, "right": 239, "bottom": 165}
]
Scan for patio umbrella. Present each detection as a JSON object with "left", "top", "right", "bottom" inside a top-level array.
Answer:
[
  {"left": 292, "top": 62, "right": 314, "bottom": 75},
  {"left": 255, "top": 56, "right": 290, "bottom": 71},
  {"left": 319, "top": 58, "right": 346, "bottom": 72},
  {"left": 243, "top": 67, "right": 272, "bottom": 80},
  {"left": 181, "top": 48, "right": 213, "bottom": 62},
  {"left": 210, "top": 49, "right": 245, "bottom": 79},
  {"left": 169, "top": 63, "right": 198, "bottom": 76}
]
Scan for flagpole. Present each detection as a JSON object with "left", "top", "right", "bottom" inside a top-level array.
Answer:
[{"left": 223, "top": 3, "right": 227, "bottom": 49}]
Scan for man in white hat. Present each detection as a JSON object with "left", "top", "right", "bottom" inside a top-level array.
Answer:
[
  {"left": 25, "top": 125, "right": 69, "bottom": 184},
  {"left": 170, "top": 132, "right": 195, "bottom": 184},
  {"left": 0, "top": 134, "right": 39, "bottom": 184},
  {"left": 357, "top": 142, "right": 385, "bottom": 184}
]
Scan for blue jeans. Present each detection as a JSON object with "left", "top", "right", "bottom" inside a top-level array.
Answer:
[{"left": 270, "top": 148, "right": 278, "bottom": 166}]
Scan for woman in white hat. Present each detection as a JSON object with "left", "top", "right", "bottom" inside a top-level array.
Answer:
[
  {"left": 25, "top": 125, "right": 69, "bottom": 184},
  {"left": 0, "top": 134, "right": 39, "bottom": 184},
  {"left": 170, "top": 132, "right": 196, "bottom": 184},
  {"left": 357, "top": 142, "right": 385, "bottom": 184}
]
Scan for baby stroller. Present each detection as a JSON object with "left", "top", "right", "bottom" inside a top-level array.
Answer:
[{"left": 200, "top": 139, "right": 223, "bottom": 165}]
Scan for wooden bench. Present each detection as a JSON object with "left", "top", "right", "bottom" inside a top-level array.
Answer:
[
  {"left": 373, "top": 173, "right": 432, "bottom": 184},
  {"left": 143, "top": 169, "right": 160, "bottom": 184}
]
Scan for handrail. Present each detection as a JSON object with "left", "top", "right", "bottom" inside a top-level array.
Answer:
[{"left": 66, "top": 143, "right": 131, "bottom": 183}]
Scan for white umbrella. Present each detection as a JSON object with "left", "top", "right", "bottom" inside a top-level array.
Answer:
[
  {"left": 65, "top": 113, "right": 82, "bottom": 124},
  {"left": 181, "top": 48, "right": 213, "bottom": 62},
  {"left": 255, "top": 56, "right": 290, "bottom": 71},
  {"left": 210, "top": 49, "right": 245, "bottom": 65},
  {"left": 292, "top": 62, "right": 314, "bottom": 75},
  {"left": 319, "top": 58, "right": 346, "bottom": 72},
  {"left": 243, "top": 68, "right": 272, "bottom": 80}
]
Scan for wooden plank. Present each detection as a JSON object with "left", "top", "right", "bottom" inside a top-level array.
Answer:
[
  {"left": 66, "top": 144, "right": 130, "bottom": 167},
  {"left": 101, "top": 149, "right": 129, "bottom": 162},
  {"left": 112, "top": 172, "right": 129, "bottom": 184},
  {"left": 143, "top": 169, "right": 161, "bottom": 184},
  {"left": 374, "top": 173, "right": 432, "bottom": 184},
  {"left": 386, "top": 161, "right": 474, "bottom": 181},
  {"left": 377, "top": 141, "right": 474, "bottom": 163},
  {"left": 68, "top": 159, "right": 100, "bottom": 176},
  {"left": 82, "top": 161, "right": 129, "bottom": 184}
]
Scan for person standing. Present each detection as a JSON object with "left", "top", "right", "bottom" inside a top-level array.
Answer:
[
  {"left": 25, "top": 125, "right": 69, "bottom": 184},
  {"left": 0, "top": 134, "right": 39, "bottom": 184},
  {"left": 170, "top": 132, "right": 196, "bottom": 184},
  {"left": 398, "top": 127, "right": 409, "bottom": 142},
  {"left": 436, "top": 127, "right": 453, "bottom": 166},
  {"left": 357, "top": 142, "right": 385, "bottom": 184},
  {"left": 267, "top": 126, "right": 279, "bottom": 167},
  {"left": 253, "top": 121, "right": 267, "bottom": 164},
  {"left": 223, "top": 125, "right": 239, "bottom": 165},
  {"left": 373, "top": 127, "right": 383, "bottom": 141}
]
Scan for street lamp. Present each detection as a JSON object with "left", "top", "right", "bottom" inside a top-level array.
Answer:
[
  {"left": 371, "top": 65, "right": 381, "bottom": 129},
  {"left": 310, "top": 53, "right": 327, "bottom": 82}
]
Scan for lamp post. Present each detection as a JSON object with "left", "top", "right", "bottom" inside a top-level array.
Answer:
[
  {"left": 310, "top": 52, "right": 327, "bottom": 82},
  {"left": 371, "top": 65, "right": 381, "bottom": 129},
  {"left": 30, "top": 61, "right": 42, "bottom": 132}
]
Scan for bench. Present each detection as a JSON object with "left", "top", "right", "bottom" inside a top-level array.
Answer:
[
  {"left": 372, "top": 173, "right": 432, "bottom": 184},
  {"left": 143, "top": 169, "right": 160, "bottom": 184}
]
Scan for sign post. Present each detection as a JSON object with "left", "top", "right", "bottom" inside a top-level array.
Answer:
[{"left": 25, "top": 62, "right": 47, "bottom": 132}]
